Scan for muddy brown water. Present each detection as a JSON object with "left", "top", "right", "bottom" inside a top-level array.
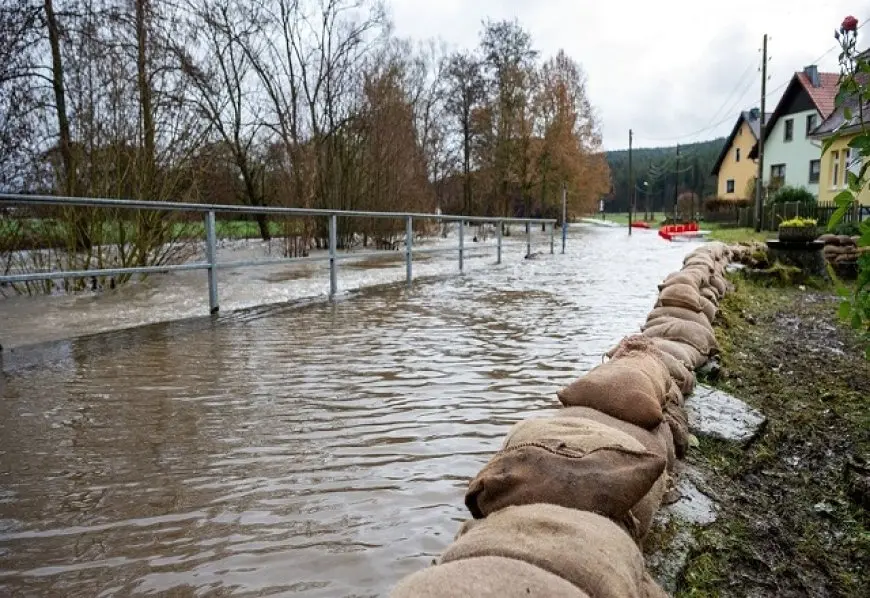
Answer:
[{"left": 0, "top": 226, "right": 690, "bottom": 596}]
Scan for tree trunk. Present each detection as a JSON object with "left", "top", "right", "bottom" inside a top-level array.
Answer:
[
  {"left": 45, "top": 0, "right": 91, "bottom": 251},
  {"left": 135, "top": 0, "right": 155, "bottom": 198}
]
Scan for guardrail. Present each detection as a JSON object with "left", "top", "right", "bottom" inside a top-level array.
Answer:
[{"left": 0, "top": 194, "right": 559, "bottom": 314}]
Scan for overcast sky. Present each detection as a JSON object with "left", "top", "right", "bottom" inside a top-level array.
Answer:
[{"left": 389, "top": 0, "right": 868, "bottom": 150}]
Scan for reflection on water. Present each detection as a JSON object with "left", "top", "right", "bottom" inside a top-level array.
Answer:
[{"left": 0, "top": 226, "right": 689, "bottom": 596}]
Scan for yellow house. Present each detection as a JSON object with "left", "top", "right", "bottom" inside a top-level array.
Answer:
[
  {"left": 711, "top": 109, "right": 768, "bottom": 200},
  {"left": 813, "top": 99, "right": 870, "bottom": 205}
]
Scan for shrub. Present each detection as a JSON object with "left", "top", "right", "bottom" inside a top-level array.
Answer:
[{"left": 770, "top": 185, "right": 817, "bottom": 205}]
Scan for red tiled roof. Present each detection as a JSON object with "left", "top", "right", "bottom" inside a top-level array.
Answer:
[{"left": 796, "top": 72, "right": 840, "bottom": 118}]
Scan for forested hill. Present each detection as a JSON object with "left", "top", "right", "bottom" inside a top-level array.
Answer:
[{"left": 604, "top": 137, "right": 726, "bottom": 213}]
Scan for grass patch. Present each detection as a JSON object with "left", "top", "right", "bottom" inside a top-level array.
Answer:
[
  {"left": 594, "top": 212, "right": 667, "bottom": 225},
  {"left": 705, "top": 225, "right": 771, "bottom": 244},
  {"left": 676, "top": 277, "right": 870, "bottom": 597}
]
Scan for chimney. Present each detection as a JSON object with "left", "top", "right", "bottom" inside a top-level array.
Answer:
[
  {"left": 804, "top": 65, "right": 820, "bottom": 87},
  {"left": 749, "top": 107, "right": 760, "bottom": 120}
]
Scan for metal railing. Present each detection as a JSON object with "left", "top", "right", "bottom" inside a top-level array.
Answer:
[{"left": 0, "top": 194, "right": 559, "bottom": 314}]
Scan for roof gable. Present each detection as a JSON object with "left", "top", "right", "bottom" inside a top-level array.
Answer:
[
  {"left": 711, "top": 111, "right": 767, "bottom": 175},
  {"left": 762, "top": 71, "right": 839, "bottom": 141}
]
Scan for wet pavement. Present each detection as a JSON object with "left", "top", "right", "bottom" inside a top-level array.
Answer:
[{"left": 0, "top": 225, "right": 691, "bottom": 596}]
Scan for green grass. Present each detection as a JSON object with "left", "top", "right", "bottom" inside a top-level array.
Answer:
[
  {"left": 705, "top": 225, "right": 771, "bottom": 244},
  {"left": 675, "top": 277, "right": 870, "bottom": 597},
  {"left": 596, "top": 212, "right": 667, "bottom": 225}
]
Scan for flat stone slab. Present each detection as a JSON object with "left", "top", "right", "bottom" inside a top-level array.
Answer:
[
  {"left": 687, "top": 384, "right": 766, "bottom": 443},
  {"left": 646, "top": 467, "right": 718, "bottom": 593}
]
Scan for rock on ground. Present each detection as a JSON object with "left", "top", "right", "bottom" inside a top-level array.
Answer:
[{"left": 686, "top": 384, "right": 766, "bottom": 444}]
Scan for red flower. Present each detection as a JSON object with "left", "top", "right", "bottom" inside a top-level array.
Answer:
[{"left": 842, "top": 15, "right": 859, "bottom": 32}]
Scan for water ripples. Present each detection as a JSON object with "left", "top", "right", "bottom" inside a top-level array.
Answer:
[{"left": 0, "top": 226, "right": 689, "bottom": 596}]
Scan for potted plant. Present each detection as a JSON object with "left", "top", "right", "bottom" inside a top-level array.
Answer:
[{"left": 778, "top": 217, "right": 818, "bottom": 242}]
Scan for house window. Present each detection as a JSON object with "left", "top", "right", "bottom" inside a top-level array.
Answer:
[
  {"left": 809, "top": 159, "right": 821, "bottom": 184},
  {"left": 831, "top": 150, "right": 840, "bottom": 188},
  {"left": 784, "top": 118, "right": 794, "bottom": 142},
  {"left": 770, "top": 163, "right": 786, "bottom": 183},
  {"left": 806, "top": 114, "right": 818, "bottom": 136},
  {"left": 726, "top": 179, "right": 735, "bottom": 193},
  {"left": 735, "top": 148, "right": 741, "bottom": 162},
  {"left": 846, "top": 148, "right": 861, "bottom": 179}
]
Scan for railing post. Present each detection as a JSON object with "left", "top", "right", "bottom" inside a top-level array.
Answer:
[
  {"left": 458, "top": 220, "right": 464, "bottom": 272},
  {"left": 205, "top": 210, "right": 219, "bottom": 314},
  {"left": 405, "top": 215, "right": 413, "bottom": 286},
  {"left": 329, "top": 214, "right": 337, "bottom": 298},
  {"left": 526, "top": 221, "right": 531, "bottom": 258},
  {"left": 496, "top": 220, "right": 502, "bottom": 264},
  {"left": 550, "top": 222, "right": 555, "bottom": 254}
]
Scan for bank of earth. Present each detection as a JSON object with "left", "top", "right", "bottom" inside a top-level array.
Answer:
[{"left": 676, "top": 277, "right": 869, "bottom": 597}]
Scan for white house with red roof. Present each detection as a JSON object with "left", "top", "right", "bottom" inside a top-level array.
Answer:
[{"left": 749, "top": 65, "right": 839, "bottom": 197}]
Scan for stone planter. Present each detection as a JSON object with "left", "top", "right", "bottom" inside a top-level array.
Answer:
[{"left": 778, "top": 226, "right": 818, "bottom": 242}]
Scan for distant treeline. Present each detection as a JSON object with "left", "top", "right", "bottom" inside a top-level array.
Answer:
[{"left": 604, "top": 138, "right": 725, "bottom": 214}]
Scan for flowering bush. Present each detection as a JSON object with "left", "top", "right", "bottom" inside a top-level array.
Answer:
[{"left": 826, "top": 16, "right": 870, "bottom": 354}]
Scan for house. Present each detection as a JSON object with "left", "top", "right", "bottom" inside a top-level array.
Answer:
[
  {"left": 811, "top": 96, "right": 870, "bottom": 205},
  {"left": 710, "top": 109, "right": 768, "bottom": 200},
  {"left": 749, "top": 65, "right": 839, "bottom": 196}
]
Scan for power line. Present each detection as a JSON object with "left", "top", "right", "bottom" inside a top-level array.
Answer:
[
  {"left": 634, "top": 18, "right": 870, "bottom": 145},
  {"left": 763, "top": 16, "right": 870, "bottom": 102}
]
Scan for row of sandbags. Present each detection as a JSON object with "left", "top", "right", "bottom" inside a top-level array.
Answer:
[
  {"left": 389, "top": 242, "right": 736, "bottom": 598},
  {"left": 819, "top": 234, "right": 868, "bottom": 264}
]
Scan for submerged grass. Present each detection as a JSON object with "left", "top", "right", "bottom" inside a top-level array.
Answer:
[{"left": 678, "top": 277, "right": 870, "bottom": 597}]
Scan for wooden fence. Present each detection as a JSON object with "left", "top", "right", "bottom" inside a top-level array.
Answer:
[{"left": 716, "top": 201, "right": 870, "bottom": 232}]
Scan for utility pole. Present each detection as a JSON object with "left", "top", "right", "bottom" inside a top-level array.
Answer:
[
  {"left": 754, "top": 33, "right": 768, "bottom": 232},
  {"left": 673, "top": 143, "right": 680, "bottom": 221},
  {"left": 628, "top": 129, "right": 633, "bottom": 236}
]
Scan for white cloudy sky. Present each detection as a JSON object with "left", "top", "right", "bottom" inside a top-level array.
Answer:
[{"left": 389, "top": 0, "right": 869, "bottom": 150}]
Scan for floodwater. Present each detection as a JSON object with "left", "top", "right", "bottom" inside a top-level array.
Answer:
[{"left": 0, "top": 224, "right": 690, "bottom": 597}]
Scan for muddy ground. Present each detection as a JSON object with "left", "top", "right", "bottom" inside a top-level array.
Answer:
[{"left": 676, "top": 278, "right": 869, "bottom": 597}]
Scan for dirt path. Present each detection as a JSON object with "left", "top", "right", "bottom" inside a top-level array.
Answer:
[{"left": 678, "top": 280, "right": 869, "bottom": 597}]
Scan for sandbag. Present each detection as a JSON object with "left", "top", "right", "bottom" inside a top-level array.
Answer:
[
  {"left": 818, "top": 233, "right": 838, "bottom": 245},
  {"left": 648, "top": 337, "right": 706, "bottom": 369},
  {"left": 659, "top": 271, "right": 704, "bottom": 290},
  {"left": 559, "top": 406, "right": 677, "bottom": 472},
  {"left": 631, "top": 471, "right": 670, "bottom": 541},
  {"left": 663, "top": 401, "right": 690, "bottom": 459},
  {"left": 389, "top": 556, "right": 591, "bottom": 598},
  {"left": 465, "top": 417, "right": 667, "bottom": 521},
  {"left": 606, "top": 334, "right": 696, "bottom": 396},
  {"left": 646, "top": 306, "right": 714, "bottom": 330},
  {"left": 643, "top": 318, "right": 719, "bottom": 356},
  {"left": 708, "top": 274, "right": 728, "bottom": 297},
  {"left": 838, "top": 234, "right": 857, "bottom": 247},
  {"left": 700, "top": 286, "right": 719, "bottom": 304},
  {"left": 700, "top": 295, "right": 718, "bottom": 323},
  {"left": 441, "top": 505, "right": 653, "bottom": 598},
  {"left": 557, "top": 354, "right": 671, "bottom": 428},
  {"left": 657, "top": 283, "right": 704, "bottom": 312}
]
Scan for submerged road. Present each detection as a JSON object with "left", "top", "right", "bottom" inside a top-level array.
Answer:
[{"left": 0, "top": 225, "right": 690, "bottom": 596}]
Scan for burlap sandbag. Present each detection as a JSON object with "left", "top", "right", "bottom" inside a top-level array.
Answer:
[
  {"left": 709, "top": 274, "right": 728, "bottom": 297},
  {"left": 631, "top": 471, "right": 670, "bottom": 540},
  {"left": 648, "top": 337, "right": 706, "bottom": 369},
  {"left": 441, "top": 505, "right": 651, "bottom": 598},
  {"left": 465, "top": 417, "right": 667, "bottom": 520},
  {"left": 646, "top": 305, "right": 714, "bottom": 330},
  {"left": 557, "top": 355, "right": 670, "bottom": 428},
  {"left": 607, "top": 333, "right": 696, "bottom": 396},
  {"left": 700, "top": 286, "right": 720, "bottom": 304},
  {"left": 683, "top": 255, "right": 716, "bottom": 273},
  {"left": 818, "top": 233, "right": 838, "bottom": 245},
  {"left": 838, "top": 234, "right": 857, "bottom": 247},
  {"left": 663, "top": 401, "right": 689, "bottom": 459},
  {"left": 700, "top": 295, "right": 718, "bottom": 323},
  {"left": 657, "top": 283, "right": 704, "bottom": 312},
  {"left": 659, "top": 271, "right": 704, "bottom": 290},
  {"left": 643, "top": 317, "right": 719, "bottom": 356},
  {"left": 389, "top": 556, "right": 591, "bottom": 598},
  {"left": 559, "top": 406, "right": 677, "bottom": 472}
]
